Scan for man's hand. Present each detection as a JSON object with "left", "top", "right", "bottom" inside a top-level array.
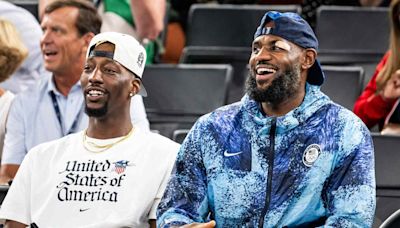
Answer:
[
  {"left": 0, "top": 164, "right": 19, "bottom": 185},
  {"left": 130, "top": 0, "right": 166, "bottom": 41},
  {"left": 4, "top": 220, "right": 27, "bottom": 228},
  {"left": 180, "top": 220, "right": 216, "bottom": 228},
  {"left": 380, "top": 69, "right": 400, "bottom": 101}
]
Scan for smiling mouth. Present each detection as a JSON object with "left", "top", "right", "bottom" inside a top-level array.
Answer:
[
  {"left": 85, "top": 88, "right": 108, "bottom": 103},
  {"left": 256, "top": 67, "right": 277, "bottom": 75},
  {"left": 43, "top": 50, "right": 57, "bottom": 58},
  {"left": 88, "top": 90, "right": 104, "bottom": 97}
]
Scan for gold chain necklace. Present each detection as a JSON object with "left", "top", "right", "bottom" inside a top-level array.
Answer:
[{"left": 82, "top": 128, "right": 134, "bottom": 153}]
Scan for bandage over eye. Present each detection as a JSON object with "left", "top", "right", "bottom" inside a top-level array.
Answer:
[{"left": 275, "top": 41, "right": 291, "bottom": 51}]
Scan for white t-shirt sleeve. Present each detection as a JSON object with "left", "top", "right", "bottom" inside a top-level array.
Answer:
[
  {"left": 130, "top": 96, "right": 150, "bottom": 132},
  {"left": 0, "top": 149, "right": 34, "bottom": 225},
  {"left": 148, "top": 142, "right": 179, "bottom": 219}
]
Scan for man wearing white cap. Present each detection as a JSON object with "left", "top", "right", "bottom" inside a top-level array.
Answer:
[
  {"left": 0, "top": 0, "right": 151, "bottom": 185},
  {"left": 0, "top": 32, "right": 179, "bottom": 228}
]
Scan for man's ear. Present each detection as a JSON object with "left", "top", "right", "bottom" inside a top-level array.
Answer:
[
  {"left": 130, "top": 78, "right": 141, "bottom": 96},
  {"left": 81, "top": 32, "right": 95, "bottom": 53},
  {"left": 301, "top": 48, "right": 317, "bottom": 70}
]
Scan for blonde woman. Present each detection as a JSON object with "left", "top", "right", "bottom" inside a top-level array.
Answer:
[
  {"left": 0, "top": 18, "right": 28, "bottom": 158},
  {"left": 354, "top": 0, "right": 400, "bottom": 133}
]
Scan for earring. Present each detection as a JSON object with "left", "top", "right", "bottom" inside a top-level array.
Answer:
[{"left": 129, "top": 92, "right": 134, "bottom": 97}]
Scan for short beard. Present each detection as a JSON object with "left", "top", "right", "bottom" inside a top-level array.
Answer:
[
  {"left": 85, "top": 103, "right": 108, "bottom": 118},
  {"left": 245, "top": 63, "right": 301, "bottom": 108}
]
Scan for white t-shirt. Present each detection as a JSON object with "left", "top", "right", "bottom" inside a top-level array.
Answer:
[{"left": 0, "top": 128, "right": 179, "bottom": 228}]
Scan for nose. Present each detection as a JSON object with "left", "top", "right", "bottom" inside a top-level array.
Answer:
[
  {"left": 88, "top": 68, "right": 103, "bottom": 84},
  {"left": 40, "top": 30, "right": 52, "bottom": 45},
  {"left": 252, "top": 47, "right": 272, "bottom": 64}
]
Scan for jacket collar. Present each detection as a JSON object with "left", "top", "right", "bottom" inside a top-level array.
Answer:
[{"left": 243, "top": 83, "right": 331, "bottom": 133}]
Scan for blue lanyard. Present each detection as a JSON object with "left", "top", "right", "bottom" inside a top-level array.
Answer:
[{"left": 49, "top": 91, "right": 82, "bottom": 136}]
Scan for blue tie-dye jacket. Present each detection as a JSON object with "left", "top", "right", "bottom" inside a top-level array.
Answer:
[{"left": 157, "top": 84, "right": 375, "bottom": 228}]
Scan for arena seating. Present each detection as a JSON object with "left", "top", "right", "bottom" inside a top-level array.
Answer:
[
  {"left": 181, "top": 4, "right": 302, "bottom": 103},
  {"left": 142, "top": 64, "right": 233, "bottom": 138},
  {"left": 0, "top": 185, "right": 9, "bottom": 206},
  {"left": 316, "top": 6, "right": 389, "bottom": 65},
  {"left": 321, "top": 65, "right": 364, "bottom": 110},
  {"left": 372, "top": 133, "right": 400, "bottom": 228},
  {"left": 315, "top": 5, "right": 389, "bottom": 86},
  {"left": 172, "top": 129, "right": 190, "bottom": 144}
]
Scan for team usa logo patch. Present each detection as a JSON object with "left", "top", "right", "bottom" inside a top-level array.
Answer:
[
  {"left": 302, "top": 144, "right": 321, "bottom": 167},
  {"left": 112, "top": 160, "right": 132, "bottom": 174}
]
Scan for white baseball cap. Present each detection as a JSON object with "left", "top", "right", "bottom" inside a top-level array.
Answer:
[{"left": 87, "top": 32, "right": 147, "bottom": 96}]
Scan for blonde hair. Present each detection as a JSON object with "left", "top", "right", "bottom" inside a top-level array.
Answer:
[
  {"left": 0, "top": 18, "right": 28, "bottom": 82},
  {"left": 376, "top": 0, "right": 400, "bottom": 90}
]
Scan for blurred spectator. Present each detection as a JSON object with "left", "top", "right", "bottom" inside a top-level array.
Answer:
[
  {"left": 0, "top": 18, "right": 28, "bottom": 161},
  {"left": 40, "top": 0, "right": 166, "bottom": 63},
  {"left": 0, "top": 1, "right": 46, "bottom": 94},
  {"left": 353, "top": 0, "right": 400, "bottom": 134},
  {"left": 98, "top": 0, "right": 166, "bottom": 64}
]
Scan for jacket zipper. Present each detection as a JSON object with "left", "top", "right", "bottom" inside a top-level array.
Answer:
[{"left": 258, "top": 117, "right": 277, "bottom": 228}]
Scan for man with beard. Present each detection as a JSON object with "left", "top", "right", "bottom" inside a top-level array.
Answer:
[
  {"left": 0, "top": 32, "right": 179, "bottom": 228},
  {"left": 157, "top": 11, "right": 375, "bottom": 228}
]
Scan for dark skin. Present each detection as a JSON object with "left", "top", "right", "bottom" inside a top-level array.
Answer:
[
  {"left": 4, "top": 221, "right": 25, "bottom": 228},
  {"left": 4, "top": 42, "right": 151, "bottom": 228},
  {"left": 249, "top": 34, "right": 316, "bottom": 116},
  {"left": 177, "top": 34, "right": 317, "bottom": 228},
  {"left": 82, "top": 43, "right": 139, "bottom": 139},
  {"left": 83, "top": 42, "right": 156, "bottom": 227}
]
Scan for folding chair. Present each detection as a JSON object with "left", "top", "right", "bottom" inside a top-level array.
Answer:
[
  {"left": 142, "top": 64, "right": 232, "bottom": 138},
  {"left": 320, "top": 65, "right": 364, "bottom": 110},
  {"left": 186, "top": 4, "right": 301, "bottom": 47},
  {"left": 181, "top": 4, "right": 302, "bottom": 103},
  {"left": 172, "top": 129, "right": 190, "bottom": 144},
  {"left": 380, "top": 209, "right": 400, "bottom": 228},
  {"left": 316, "top": 6, "right": 389, "bottom": 65},
  {"left": 372, "top": 133, "right": 400, "bottom": 228},
  {"left": 0, "top": 185, "right": 9, "bottom": 206}
]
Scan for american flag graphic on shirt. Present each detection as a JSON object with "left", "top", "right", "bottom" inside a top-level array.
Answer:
[{"left": 113, "top": 160, "right": 130, "bottom": 174}]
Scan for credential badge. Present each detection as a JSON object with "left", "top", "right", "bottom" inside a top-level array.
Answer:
[{"left": 302, "top": 144, "right": 321, "bottom": 167}]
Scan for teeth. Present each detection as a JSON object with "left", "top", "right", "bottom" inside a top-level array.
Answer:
[
  {"left": 256, "top": 67, "right": 276, "bottom": 75},
  {"left": 44, "top": 51, "right": 56, "bottom": 55},
  {"left": 88, "top": 90, "right": 104, "bottom": 97}
]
